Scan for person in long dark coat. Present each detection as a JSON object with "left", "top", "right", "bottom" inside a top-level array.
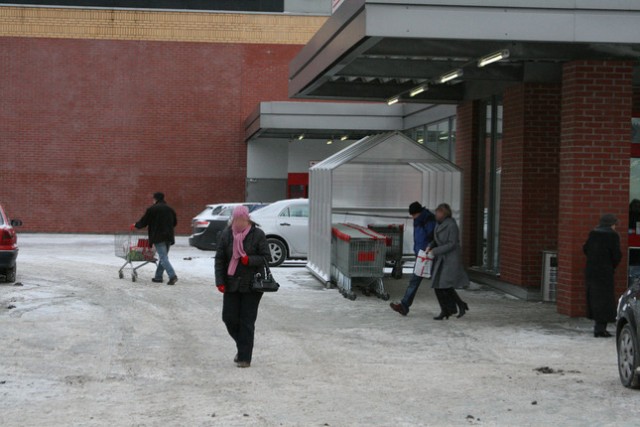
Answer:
[
  {"left": 428, "top": 203, "right": 470, "bottom": 320},
  {"left": 583, "top": 213, "right": 622, "bottom": 338},
  {"left": 215, "top": 205, "right": 270, "bottom": 367}
]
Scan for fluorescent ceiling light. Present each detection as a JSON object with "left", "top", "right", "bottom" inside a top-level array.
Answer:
[
  {"left": 298, "top": 134, "right": 304, "bottom": 140},
  {"left": 478, "top": 49, "right": 510, "bottom": 68},
  {"left": 387, "top": 96, "right": 400, "bottom": 106},
  {"left": 340, "top": 135, "right": 348, "bottom": 141},
  {"left": 409, "top": 85, "right": 427, "bottom": 97},
  {"left": 327, "top": 139, "right": 333, "bottom": 145},
  {"left": 439, "top": 69, "right": 463, "bottom": 84}
]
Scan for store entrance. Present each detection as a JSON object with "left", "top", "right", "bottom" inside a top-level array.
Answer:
[{"left": 474, "top": 96, "right": 503, "bottom": 274}]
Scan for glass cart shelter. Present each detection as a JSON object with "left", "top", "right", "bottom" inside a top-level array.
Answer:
[{"left": 308, "top": 131, "right": 462, "bottom": 285}]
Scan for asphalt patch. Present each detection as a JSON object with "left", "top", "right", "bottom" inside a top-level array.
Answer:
[{"left": 534, "top": 366, "right": 582, "bottom": 375}]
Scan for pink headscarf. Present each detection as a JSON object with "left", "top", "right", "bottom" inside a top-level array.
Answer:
[
  {"left": 227, "top": 206, "right": 251, "bottom": 276},
  {"left": 232, "top": 205, "right": 250, "bottom": 223}
]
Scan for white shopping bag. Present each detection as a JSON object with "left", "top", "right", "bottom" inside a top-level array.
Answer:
[{"left": 414, "top": 249, "right": 433, "bottom": 279}]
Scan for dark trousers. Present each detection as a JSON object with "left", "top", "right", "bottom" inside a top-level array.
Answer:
[
  {"left": 434, "top": 288, "right": 465, "bottom": 315},
  {"left": 594, "top": 321, "right": 609, "bottom": 334},
  {"left": 222, "top": 291, "right": 263, "bottom": 363}
]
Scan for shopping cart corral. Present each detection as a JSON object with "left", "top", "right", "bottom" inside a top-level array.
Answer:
[
  {"left": 368, "top": 223, "right": 404, "bottom": 280},
  {"left": 115, "top": 232, "right": 157, "bottom": 282},
  {"left": 331, "top": 223, "right": 389, "bottom": 301}
]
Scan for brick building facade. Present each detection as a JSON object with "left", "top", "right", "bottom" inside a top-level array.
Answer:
[
  {"left": 455, "top": 63, "right": 637, "bottom": 316},
  {"left": 0, "top": 6, "right": 326, "bottom": 234}
]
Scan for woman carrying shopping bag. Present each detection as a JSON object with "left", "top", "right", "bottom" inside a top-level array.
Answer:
[{"left": 429, "top": 203, "right": 470, "bottom": 320}]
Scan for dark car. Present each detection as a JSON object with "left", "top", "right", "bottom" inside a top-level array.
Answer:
[
  {"left": 188, "top": 203, "right": 267, "bottom": 250},
  {"left": 0, "top": 204, "right": 22, "bottom": 283},
  {"left": 616, "top": 280, "right": 640, "bottom": 388}
]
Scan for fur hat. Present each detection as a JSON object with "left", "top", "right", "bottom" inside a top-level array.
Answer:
[{"left": 598, "top": 213, "right": 618, "bottom": 228}]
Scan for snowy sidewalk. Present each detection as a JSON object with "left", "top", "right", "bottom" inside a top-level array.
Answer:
[{"left": 0, "top": 234, "right": 635, "bottom": 426}]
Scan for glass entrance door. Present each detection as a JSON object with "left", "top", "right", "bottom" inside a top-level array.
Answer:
[{"left": 475, "top": 96, "right": 503, "bottom": 274}]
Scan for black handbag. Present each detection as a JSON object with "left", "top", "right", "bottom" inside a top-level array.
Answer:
[{"left": 251, "top": 260, "right": 280, "bottom": 292}]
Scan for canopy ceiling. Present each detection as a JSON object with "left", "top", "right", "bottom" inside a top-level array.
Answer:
[{"left": 289, "top": 0, "right": 640, "bottom": 103}]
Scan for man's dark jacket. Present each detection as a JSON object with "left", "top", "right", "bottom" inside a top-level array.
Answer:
[
  {"left": 413, "top": 208, "right": 436, "bottom": 255},
  {"left": 135, "top": 200, "right": 177, "bottom": 245}
]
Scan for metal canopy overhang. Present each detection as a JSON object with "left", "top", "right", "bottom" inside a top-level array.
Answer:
[
  {"left": 244, "top": 101, "right": 403, "bottom": 141},
  {"left": 244, "top": 101, "right": 456, "bottom": 142},
  {"left": 289, "top": 0, "right": 640, "bottom": 103}
]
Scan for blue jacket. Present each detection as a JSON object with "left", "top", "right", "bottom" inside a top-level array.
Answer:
[{"left": 413, "top": 208, "right": 436, "bottom": 255}]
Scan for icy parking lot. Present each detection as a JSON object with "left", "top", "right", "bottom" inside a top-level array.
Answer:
[{"left": 0, "top": 234, "right": 638, "bottom": 426}]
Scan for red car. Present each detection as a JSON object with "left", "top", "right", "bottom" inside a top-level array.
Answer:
[{"left": 0, "top": 204, "right": 22, "bottom": 282}]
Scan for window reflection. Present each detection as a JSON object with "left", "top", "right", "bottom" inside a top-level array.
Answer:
[{"left": 404, "top": 116, "right": 456, "bottom": 162}]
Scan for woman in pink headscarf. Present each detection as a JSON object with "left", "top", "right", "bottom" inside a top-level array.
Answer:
[{"left": 215, "top": 205, "right": 270, "bottom": 368}]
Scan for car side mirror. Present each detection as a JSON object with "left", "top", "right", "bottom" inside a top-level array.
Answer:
[{"left": 10, "top": 219, "right": 22, "bottom": 227}]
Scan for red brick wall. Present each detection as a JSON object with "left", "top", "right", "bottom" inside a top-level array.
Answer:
[
  {"left": 501, "top": 83, "right": 561, "bottom": 288},
  {"left": 0, "top": 37, "right": 301, "bottom": 234},
  {"left": 558, "top": 60, "right": 633, "bottom": 317},
  {"left": 455, "top": 101, "right": 480, "bottom": 267}
]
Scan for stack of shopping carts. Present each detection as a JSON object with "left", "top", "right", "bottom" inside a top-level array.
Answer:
[
  {"left": 368, "top": 223, "right": 405, "bottom": 279},
  {"left": 331, "top": 223, "right": 389, "bottom": 301}
]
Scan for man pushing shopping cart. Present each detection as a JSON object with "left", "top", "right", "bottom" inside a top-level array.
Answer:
[{"left": 131, "top": 192, "right": 179, "bottom": 286}]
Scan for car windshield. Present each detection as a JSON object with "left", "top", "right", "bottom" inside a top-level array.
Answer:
[
  {"left": 219, "top": 206, "right": 236, "bottom": 218},
  {"left": 248, "top": 204, "right": 267, "bottom": 212},
  {"left": 196, "top": 207, "right": 212, "bottom": 217},
  {"left": 216, "top": 203, "right": 268, "bottom": 218}
]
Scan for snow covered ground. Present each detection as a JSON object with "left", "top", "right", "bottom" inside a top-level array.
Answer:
[{"left": 0, "top": 234, "right": 637, "bottom": 426}]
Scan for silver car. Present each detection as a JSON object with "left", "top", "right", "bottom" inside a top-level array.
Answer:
[{"left": 251, "top": 199, "right": 309, "bottom": 267}]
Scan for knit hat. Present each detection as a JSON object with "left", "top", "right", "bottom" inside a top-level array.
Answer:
[
  {"left": 409, "top": 202, "right": 423, "bottom": 215},
  {"left": 153, "top": 192, "right": 165, "bottom": 202},
  {"left": 598, "top": 213, "right": 619, "bottom": 228},
  {"left": 232, "top": 205, "right": 250, "bottom": 221}
]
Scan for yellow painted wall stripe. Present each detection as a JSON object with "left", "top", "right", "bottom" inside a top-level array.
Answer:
[{"left": 0, "top": 6, "right": 327, "bottom": 44}]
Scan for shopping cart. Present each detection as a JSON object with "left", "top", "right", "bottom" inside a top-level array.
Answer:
[
  {"left": 331, "top": 223, "right": 389, "bottom": 301},
  {"left": 114, "top": 232, "right": 157, "bottom": 282},
  {"left": 368, "top": 223, "right": 405, "bottom": 279}
]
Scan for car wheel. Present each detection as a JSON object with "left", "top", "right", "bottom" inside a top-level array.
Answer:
[
  {"left": 267, "top": 238, "right": 287, "bottom": 267},
  {"left": 618, "top": 323, "right": 640, "bottom": 388},
  {"left": 5, "top": 266, "right": 16, "bottom": 283}
]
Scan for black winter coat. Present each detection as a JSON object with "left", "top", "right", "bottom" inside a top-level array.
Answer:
[
  {"left": 215, "top": 225, "right": 270, "bottom": 293},
  {"left": 583, "top": 227, "right": 622, "bottom": 323},
  {"left": 135, "top": 201, "right": 177, "bottom": 245}
]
